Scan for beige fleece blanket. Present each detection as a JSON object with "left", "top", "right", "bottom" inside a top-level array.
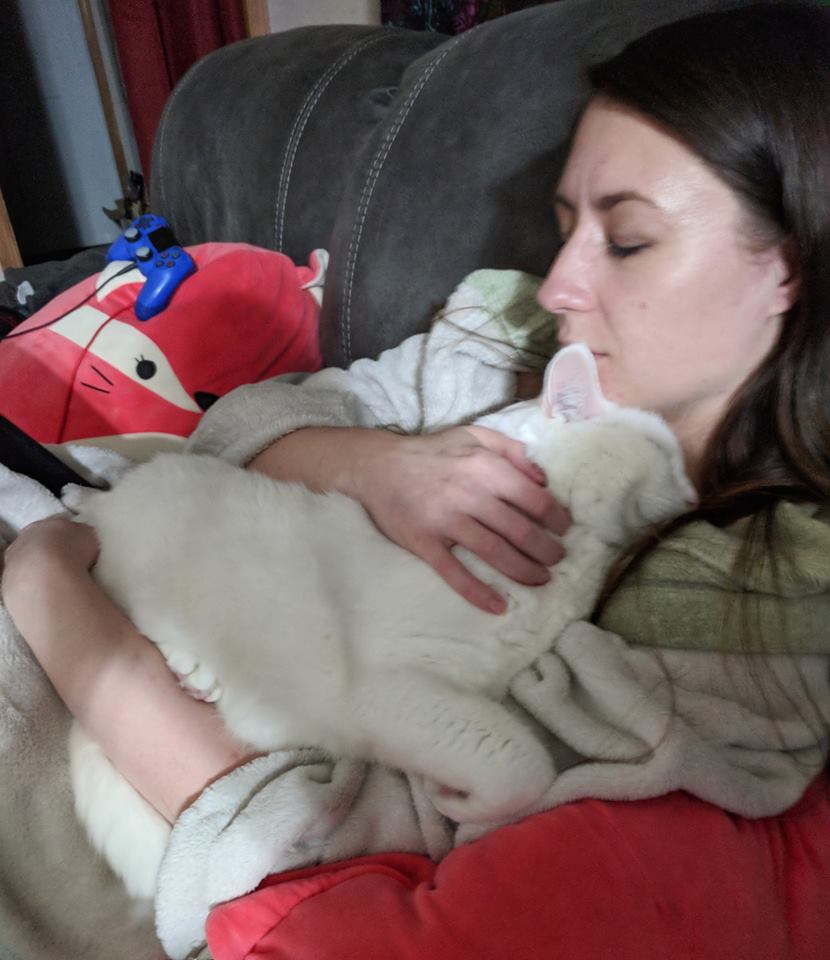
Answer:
[{"left": 0, "top": 455, "right": 163, "bottom": 960}]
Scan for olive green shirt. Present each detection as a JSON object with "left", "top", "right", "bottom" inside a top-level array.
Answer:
[{"left": 598, "top": 502, "right": 830, "bottom": 654}]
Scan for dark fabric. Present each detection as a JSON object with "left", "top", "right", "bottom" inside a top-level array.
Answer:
[
  {"left": 107, "top": 0, "right": 246, "bottom": 177},
  {"left": 0, "top": 248, "right": 107, "bottom": 320},
  {"left": 0, "top": 416, "right": 92, "bottom": 496},
  {"left": 150, "top": 0, "right": 759, "bottom": 369},
  {"left": 0, "top": 309, "right": 24, "bottom": 338},
  {"left": 381, "top": 0, "right": 555, "bottom": 34}
]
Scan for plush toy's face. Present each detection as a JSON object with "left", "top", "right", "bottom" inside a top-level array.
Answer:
[
  {"left": 0, "top": 245, "right": 325, "bottom": 461},
  {"left": 15, "top": 263, "right": 205, "bottom": 459}
]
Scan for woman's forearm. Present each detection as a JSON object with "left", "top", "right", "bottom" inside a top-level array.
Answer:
[
  {"left": 246, "top": 426, "right": 401, "bottom": 497},
  {"left": 4, "top": 540, "right": 254, "bottom": 823}
]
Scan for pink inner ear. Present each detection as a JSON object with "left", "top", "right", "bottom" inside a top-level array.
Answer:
[{"left": 542, "top": 343, "right": 609, "bottom": 421}]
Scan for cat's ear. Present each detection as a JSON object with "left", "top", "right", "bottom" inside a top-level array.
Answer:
[{"left": 541, "top": 343, "right": 610, "bottom": 421}]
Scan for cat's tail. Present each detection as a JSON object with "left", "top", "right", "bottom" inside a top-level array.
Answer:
[{"left": 69, "top": 720, "right": 171, "bottom": 900}]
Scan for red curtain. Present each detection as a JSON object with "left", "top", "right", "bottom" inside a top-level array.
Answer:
[{"left": 107, "top": 0, "right": 246, "bottom": 180}]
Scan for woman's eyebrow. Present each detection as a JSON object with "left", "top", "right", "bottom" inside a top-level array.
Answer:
[
  {"left": 553, "top": 191, "right": 661, "bottom": 212},
  {"left": 596, "top": 190, "right": 661, "bottom": 211}
]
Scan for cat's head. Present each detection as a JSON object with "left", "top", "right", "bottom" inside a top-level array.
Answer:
[{"left": 528, "top": 344, "right": 697, "bottom": 544}]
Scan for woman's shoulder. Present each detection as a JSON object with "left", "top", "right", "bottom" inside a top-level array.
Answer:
[
  {"left": 425, "top": 269, "right": 554, "bottom": 369},
  {"left": 660, "top": 501, "right": 830, "bottom": 589},
  {"left": 596, "top": 500, "right": 830, "bottom": 654}
]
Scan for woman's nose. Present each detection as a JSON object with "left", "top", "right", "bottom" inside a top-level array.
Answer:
[{"left": 536, "top": 237, "right": 597, "bottom": 314}]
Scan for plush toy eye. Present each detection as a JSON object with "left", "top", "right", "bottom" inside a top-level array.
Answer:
[{"left": 135, "top": 356, "right": 157, "bottom": 380}]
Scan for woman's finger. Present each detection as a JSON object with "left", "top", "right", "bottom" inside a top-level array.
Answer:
[
  {"left": 451, "top": 516, "right": 551, "bottom": 587},
  {"left": 419, "top": 540, "right": 507, "bottom": 614},
  {"left": 463, "top": 426, "right": 572, "bottom": 536},
  {"left": 464, "top": 426, "right": 536, "bottom": 470},
  {"left": 541, "top": 498, "right": 571, "bottom": 537},
  {"left": 473, "top": 500, "right": 565, "bottom": 568}
]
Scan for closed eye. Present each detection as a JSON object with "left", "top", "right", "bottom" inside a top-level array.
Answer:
[{"left": 608, "top": 241, "right": 649, "bottom": 259}]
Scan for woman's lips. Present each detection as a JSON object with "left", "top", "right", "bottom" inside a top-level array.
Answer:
[{"left": 558, "top": 340, "right": 607, "bottom": 358}]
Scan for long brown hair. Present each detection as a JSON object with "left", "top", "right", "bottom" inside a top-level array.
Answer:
[{"left": 589, "top": 3, "right": 830, "bottom": 619}]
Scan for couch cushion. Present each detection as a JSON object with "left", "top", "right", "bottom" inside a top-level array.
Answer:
[{"left": 151, "top": 26, "right": 446, "bottom": 261}]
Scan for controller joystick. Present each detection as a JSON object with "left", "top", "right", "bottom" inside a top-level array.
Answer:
[{"left": 106, "top": 215, "right": 196, "bottom": 320}]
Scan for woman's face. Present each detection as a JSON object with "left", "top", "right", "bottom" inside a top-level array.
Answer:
[{"left": 537, "top": 98, "right": 796, "bottom": 452}]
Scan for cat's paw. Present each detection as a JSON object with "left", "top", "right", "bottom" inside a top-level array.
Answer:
[
  {"left": 184, "top": 663, "right": 223, "bottom": 703},
  {"left": 426, "top": 781, "right": 522, "bottom": 825},
  {"left": 423, "top": 778, "right": 475, "bottom": 821},
  {"left": 157, "top": 643, "right": 197, "bottom": 678},
  {"left": 424, "top": 778, "right": 469, "bottom": 803},
  {"left": 61, "top": 483, "right": 100, "bottom": 514},
  {"left": 157, "top": 644, "right": 222, "bottom": 703},
  {"left": 423, "top": 753, "right": 554, "bottom": 824}
]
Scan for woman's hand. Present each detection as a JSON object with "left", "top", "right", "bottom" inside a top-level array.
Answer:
[
  {"left": 4, "top": 514, "right": 99, "bottom": 571},
  {"left": 349, "top": 426, "right": 570, "bottom": 614},
  {"left": 251, "top": 424, "right": 570, "bottom": 613},
  {"left": 2, "top": 516, "right": 99, "bottom": 629}
]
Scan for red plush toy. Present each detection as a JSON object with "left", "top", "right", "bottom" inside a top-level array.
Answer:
[{"left": 0, "top": 243, "right": 325, "bottom": 460}]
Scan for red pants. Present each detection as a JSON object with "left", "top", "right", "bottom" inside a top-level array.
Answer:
[{"left": 207, "top": 773, "right": 830, "bottom": 960}]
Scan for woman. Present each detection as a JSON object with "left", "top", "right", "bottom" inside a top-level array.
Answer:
[{"left": 4, "top": 4, "right": 830, "bottom": 958}]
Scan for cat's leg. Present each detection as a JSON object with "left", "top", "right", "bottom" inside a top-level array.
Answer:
[
  {"left": 60, "top": 483, "right": 101, "bottom": 514},
  {"left": 155, "top": 642, "right": 222, "bottom": 703},
  {"left": 68, "top": 720, "right": 171, "bottom": 900},
  {"left": 346, "top": 669, "right": 554, "bottom": 824}
]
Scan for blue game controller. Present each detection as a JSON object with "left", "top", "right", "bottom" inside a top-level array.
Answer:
[{"left": 106, "top": 214, "right": 197, "bottom": 321}]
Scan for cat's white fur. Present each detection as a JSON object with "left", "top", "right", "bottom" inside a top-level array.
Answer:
[{"left": 67, "top": 344, "right": 695, "bottom": 899}]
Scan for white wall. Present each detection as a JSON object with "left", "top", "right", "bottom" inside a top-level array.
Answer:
[
  {"left": 16, "top": 0, "right": 125, "bottom": 252},
  {"left": 88, "top": 0, "right": 142, "bottom": 178},
  {"left": 266, "top": 0, "right": 380, "bottom": 31}
]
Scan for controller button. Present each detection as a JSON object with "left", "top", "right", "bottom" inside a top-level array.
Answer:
[
  {"left": 156, "top": 260, "right": 164, "bottom": 268},
  {"left": 136, "top": 246, "right": 152, "bottom": 261},
  {"left": 172, "top": 250, "right": 181, "bottom": 259},
  {"left": 124, "top": 227, "right": 139, "bottom": 241},
  {"left": 166, "top": 261, "right": 175, "bottom": 268}
]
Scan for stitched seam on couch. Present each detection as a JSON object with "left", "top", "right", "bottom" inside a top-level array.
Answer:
[
  {"left": 273, "top": 32, "right": 395, "bottom": 252},
  {"left": 340, "top": 35, "right": 463, "bottom": 364},
  {"left": 155, "top": 46, "right": 229, "bottom": 220}
]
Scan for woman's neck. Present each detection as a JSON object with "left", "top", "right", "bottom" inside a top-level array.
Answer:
[{"left": 664, "top": 403, "right": 722, "bottom": 492}]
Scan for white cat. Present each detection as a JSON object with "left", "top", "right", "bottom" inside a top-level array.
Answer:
[{"left": 67, "top": 343, "right": 695, "bottom": 899}]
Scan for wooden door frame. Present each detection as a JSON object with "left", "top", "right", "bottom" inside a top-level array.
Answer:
[
  {"left": 244, "top": 0, "right": 271, "bottom": 36},
  {"left": 0, "top": 188, "right": 22, "bottom": 270}
]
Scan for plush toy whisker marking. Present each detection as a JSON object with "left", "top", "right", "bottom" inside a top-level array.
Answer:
[{"left": 90, "top": 365, "right": 114, "bottom": 386}]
